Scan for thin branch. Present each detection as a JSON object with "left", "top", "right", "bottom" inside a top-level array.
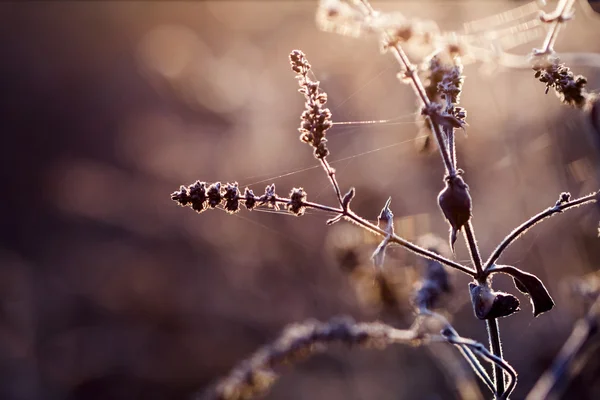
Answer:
[
  {"left": 421, "top": 310, "right": 511, "bottom": 399},
  {"left": 445, "top": 333, "right": 518, "bottom": 400},
  {"left": 320, "top": 157, "right": 345, "bottom": 207},
  {"left": 344, "top": 209, "right": 477, "bottom": 276},
  {"left": 355, "top": 0, "right": 456, "bottom": 177},
  {"left": 486, "top": 318, "right": 506, "bottom": 398},
  {"left": 171, "top": 182, "right": 477, "bottom": 276},
  {"left": 485, "top": 191, "right": 599, "bottom": 270},
  {"left": 456, "top": 344, "right": 496, "bottom": 395},
  {"left": 464, "top": 221, "right": 484, "bottom": 278}
]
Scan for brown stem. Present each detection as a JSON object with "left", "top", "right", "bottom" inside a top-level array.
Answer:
[
  {"left": 344, "top": 209, "right": 477, "bottom": 276},
  {"left": 245, "top": 194, "right": 476, "bottom": 276},
  {"left": 464, "top": 221, "right": 484, "bottom": 278},
  {"left": 320, "top": 158, "right": 345, "bottom": 207},
  {"left": 487, "top": 318, "right": 506, "bottom": 398},
  {"left": 485, "top": 191, "right": 598, "bottom": 270}
]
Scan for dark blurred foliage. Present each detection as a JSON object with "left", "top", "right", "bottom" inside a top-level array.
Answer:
[{"left": 0, "top": 1, "right": 599, "bottom": 400}]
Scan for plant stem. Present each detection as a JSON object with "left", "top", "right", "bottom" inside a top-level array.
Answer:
[
  {"left": 320, "top": 158, "right": 345, "bottom": 207},
  {"left": 464, "top": 221, "right": 484, "bottom": 278},
  {"left": 344, "top": 209, "right": 477, "bottom": 276},
  {"left": 356, "top": 0, "right": 455, "bottom": 177},
  {"left": 257, "top": 195, "right": 477, "bottom": 276},
  {"left": 485, "top": 191, "right": 598, "bottom": 270},
  {"left": 487, "top": 318, "right": 505, "bottom": 398}
]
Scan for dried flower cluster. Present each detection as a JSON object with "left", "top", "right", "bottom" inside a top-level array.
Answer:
[
  {"left": 290, "top": 50, "right": 332, "bottom": 159},
  {"left": 416, "top": 55, "right": 467, "bottom": 154},
  {"left": 533, "top": 58, "right": 590, "bottom": 108},
  {"left": 171, "top": 181, "right": 308, "bottom": 216}
]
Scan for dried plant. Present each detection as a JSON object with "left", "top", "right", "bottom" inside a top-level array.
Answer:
[{"left": 171, "top": 1, "right": 600, "bottom": 399}]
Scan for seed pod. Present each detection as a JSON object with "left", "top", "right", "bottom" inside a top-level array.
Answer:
[
  {"left": 437, "top": 174, "right": 472, "bottom": 252},
  {"left": 469, "top": 283, "right": 520, "bottom": 320}
]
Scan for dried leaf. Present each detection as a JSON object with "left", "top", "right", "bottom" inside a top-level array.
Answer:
[
  {"left": 489, "top": 265, "right": 555, "bottom": 317},
  {"left": 469, "top": 283, "right": 520, "bottom": 320}
]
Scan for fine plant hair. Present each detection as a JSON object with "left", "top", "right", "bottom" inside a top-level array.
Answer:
[{"left": 171, "top": 1, "right": 600, "bottom": 399}]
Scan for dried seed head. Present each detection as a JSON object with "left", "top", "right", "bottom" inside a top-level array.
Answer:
[
  {"left": 533, "top": 59, "right": 590, "bottom": 108},
  {"left": 243, "top": 187, "right": 256, "bottom": 211},
  {"left": 171, "top": 181, "right": 210, "bottom": 213},
  {"left": 437, "top": 174, "right": 472, "bottom": 252},
  {"left": 223, "top": 183, "right": 240, "bottom": 214},
  {"left": 258, "top": 184, "right": 279, "bottom": 210},
  {"left": 289, "top": 49, "right": 311, "bottom": 75},
  {"left": 189, "top": 181, "right": 208, "bottom": 212},
  {"left": 438, "top": 63, "right": 463, "bottom": 104},
  {"left": 207, "top": 182, "right": 223, "bottom": 208},
  {"left": 287, "top": 187, "right": 307, "bottom": 216},
  {"left": 171, "top": 185, "right": 190, "bottom": 206},
  {"left": 290, "top": 50, "right": 332, "bottom": 159},
  {"left": 469, "top": 283, "right": 520, "bottom": 320}
]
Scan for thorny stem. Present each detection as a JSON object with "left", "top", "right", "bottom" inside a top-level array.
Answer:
[
  {"left": 276, "top": 196, "right": 342, "bottom": 214},
  {"left": 356, "top": 0, "right": 456, "bottom": 177},
  {"left": 320, "top": 158, "right": 345, "bottom": 207},
  {"left": 421, "top": 311, "right": 495, "bottom": 395},
  {"left": 464, "top": 221, "right": 484, "bottom": 279},
  {"left": 485, "top": 191, "right": 599, "bottom": 270},
  {"left": 356, "top": 0, "right": 511, "bottom": 394},
  {"left": 423, "top": 310, "right": 513, "bottom": 399},
  {"left": 343, "top": 209, "right": 477, "bottom": 276},
  {"left": 444, "top": 96, "right": 457, "bottom": 170},
  {"left": 446, "top": 333, "right": 517, "bottom": 400},
  {"left": 457, "top": 344, "right": 496, "bottom": 395},
  {"left": 445, "top": 126, "right": 456, "bottom": 170},
  {"left": 356, "top": 0, "right": 509, "bottom": 393},
  {"left": 228, "top": 192, "right": 477, "bottom": 276},
  {"left": 487, "top": 318, "right": 506, "bottom": 398}
]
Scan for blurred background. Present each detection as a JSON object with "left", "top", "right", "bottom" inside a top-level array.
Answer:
[{"left": 1, "top": 1, "right": 600, "bottom": 399}]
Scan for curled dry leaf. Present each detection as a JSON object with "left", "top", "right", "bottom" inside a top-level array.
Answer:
[
  {"left": 469, "top": 283, "right": 521, "bottom": 320},
  {"left": 488, "top": 265, "right": 555, "bottom": 317}
]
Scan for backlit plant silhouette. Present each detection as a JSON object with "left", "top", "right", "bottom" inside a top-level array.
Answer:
[{"left": 171, "top": 1, "right": 600, "bottom": 399}]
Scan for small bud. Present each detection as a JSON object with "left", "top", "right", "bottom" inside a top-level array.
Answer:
[
  {"left": 341, "top": 187, "right": 356, "bottom": 210},
  {"left": 437, "top": 174, "right": 472, "bottom": 252},
  {"left": 377, "top": 197, "right": 394, "bottom": 233},
  {"left": 469, "top": 283, "right": 520, "bottom": 320},
  {"left": 556, "top": 192, "right": 571, "bottom": 207}
]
